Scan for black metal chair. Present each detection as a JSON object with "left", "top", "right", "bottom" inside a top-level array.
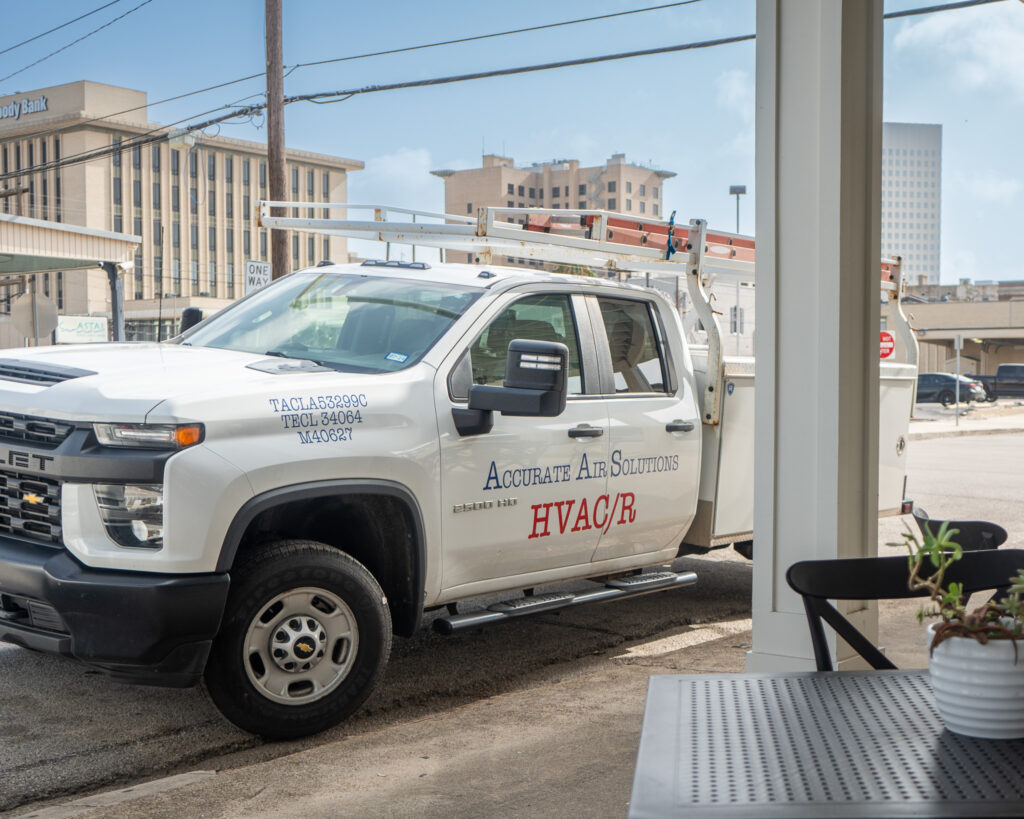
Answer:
[
  {"left": 912, "top": 506, "right": 1007, "bottom": 551},
  {"left": 786, "top": 548, "right": 1024, "bottom": 671}
]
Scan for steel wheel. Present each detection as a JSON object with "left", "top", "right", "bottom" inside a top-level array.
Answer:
[{"left": 243, "top": 587, "right": 359, "bottom": 706}]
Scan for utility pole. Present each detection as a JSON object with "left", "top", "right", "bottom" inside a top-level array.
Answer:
[{"left": 265, "top": 0, "right": 288, "bottom": 280}]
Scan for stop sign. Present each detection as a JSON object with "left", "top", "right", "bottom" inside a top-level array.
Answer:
[{"left": 880, "top": 330, "right": 895, "bottom": 359}]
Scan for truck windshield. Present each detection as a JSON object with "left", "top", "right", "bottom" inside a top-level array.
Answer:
[{"left": 181, "top": 272, "right": 481, "bottom": 373}]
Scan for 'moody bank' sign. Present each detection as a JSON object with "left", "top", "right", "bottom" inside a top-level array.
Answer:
[{"left": 0, "top": 95, "right": 47, "bottom": 122}]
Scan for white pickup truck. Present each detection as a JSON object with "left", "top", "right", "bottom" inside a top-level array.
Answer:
[{"left": 0, "top": 207, "right": 917, "bottom": 739}]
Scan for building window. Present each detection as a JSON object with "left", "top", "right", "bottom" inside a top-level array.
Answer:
[
  {"left": 209, "top": 226, "right": 216, "bottom": 250},
  {"left": 639, "top": 201, "right": 645, "bottom": 214},
  {"left": 467, "top": 202, "right": 473, "bottom": 214},
  {"left": 608, "top": 198, "right": 616, "bottom": 209},
  {"left": 529, "top": 187, "right": 535, "bottom": 198},
  {"left": 172, "top": 222, "right": 180, "bottom": 248},
  {"left": 208, "top": 154, "right": 216, "bottom": 181},
  {"left": 260, "top": 231, "right": 267, "bottom": 258},
  {"left": 243, "top": 195, "right": 250, "bottom": 216},
  {"left": 639, "top": 184, "right": 646, "bottom": 196},
  {"left": 518, "top": 185, "right": 524, "bottom": 196},
  {"left": 322, "top": 171, "right": 329, "bottom": 198},
  {"left": 579, "top": 200, "right": 586, "bottom": 209},
  {"left": 133, "top": 179, "right": 142, "bottom": 206},
  {"left": 153, "top": 219, "right": 162, "bottom": 244},
  {"left": 133, "top": 216, "right": 142, "bottom": 236},
  {"left": 226, "top": 262, "right": 234, "bottom": 298},
  {"left": 132, "top": 145, "right": 141, "bottom": 170},
  {"left": 626, "top": 181, "right": 632, "bottom": 194},
  {"left": 578, "top": 184, "right": 586, "bottom": 195},
  {"left": 112, "top": 137, "right": 122, "bottom": 167},
  {"left": 306, "top": 169, "right": 314, "bottom": 197},
  {"left": 626, "top": 199, "right": 632, "bottom": 211},
  {"left": 209, "top": 262, "right": 217, "bottom": 292},
  {"left": 508, "top": 201, "right": 514, "bottom": 208},
  {"left": 152, "top": 146, "right": 160, "bottom": 173},
  {"left": 154, "top": 256, "right": 163, "bottom": 294},
  {"left": 189, "top": 187, "right": 198, "bottom": 215},
  {"left": 191, "top": 260, "right": 199, "bottom": 295},
  {"left": 552, "top": 186, "right": 560, "bottom": 198},
  {"left": 226, "top": 228, "right": 234, "bottom": 252},
  {"left": 189, "top": 151, "right": 197, "bottom": 179},
  {"left": 323, "top": 238, "right": 329, "bottom": 259},
  {"left": 113, "top": 178, "right": 122, "bottom": 204},
  {"left": 208, "top": 196, "right": 215, "bottom": 217},
  {"left": 152, "top": 181, "right": 161, "bottom": 208},
  {"left": 291, "top": 167, "right": 299, "bottom": 194},
  {"left": 57, "top": 271, "right": 63, "bottom": 310},
  {"left": 172, "top": 258, "right": 181, "bottom": 292},
  {"left": 259, "top": 161, "right": 266, "bottom": 188},
  {"left": 292, "top": 234, "right": 299, "bottom": 260},
  {"left": 190, "top": 224, "right": 198, "bottom": 249},
  {"left": 242, "top": 159, "right": 250, "bottom": 186},
  {"left": 225, "top": 156, "right": 233, "bottom": 183},
  {"left": 113, "top": 215, "right": 123, "bottom": 233},
  {"left": 226, "top": 192, "right": 233, "bottom": 218},
  {"left": 244, "top": 230, "right": 251, "bottom": 255},
  {"left": 308, "top": 236, "right": 314, "bottom": 261},
  {"left": 653, "top": 204, "right": 659, "bottom": 216},
  {"left": 171, "top": 149, "right": 180, "bottom": 175},
  {"left": 608, "top": 181, "right": 616, "bottom": 193},
  {"left": 171, "top": 185, "right": 179, "bottom": 212},
  {"left": 507, "top": 183, "right": 514, "bottom": 194}
]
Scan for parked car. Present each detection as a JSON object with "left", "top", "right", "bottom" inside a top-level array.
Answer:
[
  {"left": 968, "top": 364, "right": 1024, "bottom": 401},
  {"left": 916, "top": 372, "right": 986, "bottom": 405}
]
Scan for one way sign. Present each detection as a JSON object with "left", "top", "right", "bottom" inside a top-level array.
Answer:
[{"left": 244, "top": 260, "right": 271, "bottom": 295}]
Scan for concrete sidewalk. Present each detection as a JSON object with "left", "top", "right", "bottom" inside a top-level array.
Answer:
[{"left": 909, "top": 404, "right": 1024, "bottom": 440}]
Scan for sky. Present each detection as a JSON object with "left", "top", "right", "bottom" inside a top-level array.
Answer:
[{"left": 0, "top": 0, "right": 1021, "bottom": 282}]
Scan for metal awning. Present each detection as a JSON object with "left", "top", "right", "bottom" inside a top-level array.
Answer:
[{"left": 0, "top": 212, "right": 139, "bottom": 274}]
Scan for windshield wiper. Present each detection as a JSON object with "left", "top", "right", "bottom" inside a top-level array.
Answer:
[{"left": 263, "top": 349, "right": 332, "bottom": 368}]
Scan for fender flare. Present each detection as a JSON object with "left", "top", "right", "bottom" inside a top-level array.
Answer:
[{"left": 216, "top": 479, "right": 426, "bottom": 634}]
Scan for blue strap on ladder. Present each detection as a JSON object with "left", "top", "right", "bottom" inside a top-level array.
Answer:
[{"left": 666, "top": 210, "right": 677, "bottom": 260}]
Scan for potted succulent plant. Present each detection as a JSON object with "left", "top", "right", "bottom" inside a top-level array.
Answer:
[{"left": 899, "top": 522, "right": 1024, "bottom": 739}]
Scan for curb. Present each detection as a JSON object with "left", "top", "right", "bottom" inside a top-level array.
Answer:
[{"left": 909, "top": 426, "right": 1024, "bottom": 442}]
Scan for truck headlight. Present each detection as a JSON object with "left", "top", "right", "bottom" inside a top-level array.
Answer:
[
  {"left": 94, "top": 423, "right": 203, "bottom": 449},
  {"left": 94, "top": 484, "right": 164, "bottom": 549}
]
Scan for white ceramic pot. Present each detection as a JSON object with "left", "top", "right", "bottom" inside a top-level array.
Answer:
[{"left": 927, "top": 621, "right": 1024, "bottom": 739}]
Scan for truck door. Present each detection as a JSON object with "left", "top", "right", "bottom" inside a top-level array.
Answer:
[
  {"left": 587, "top": 295, "right": 701, "bottom": 563},
  {"left": 435, "top": 292, "right": 609, "bottom": 592}
]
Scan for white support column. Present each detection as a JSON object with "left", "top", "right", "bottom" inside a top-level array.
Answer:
[{"left": 748, "top": 0, "right": 883, "bottom": 671}]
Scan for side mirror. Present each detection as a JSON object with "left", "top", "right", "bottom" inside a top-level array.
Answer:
[
  {"left": 468, "top": 339, "right": 568, "bottom": 417},
  {"left": 180, "top": 307, "right": 204, "bottom": 332}
]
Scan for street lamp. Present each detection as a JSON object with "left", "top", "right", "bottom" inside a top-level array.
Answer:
[{"left": 729, "top": 185, "right": 746, "bottom": 234}]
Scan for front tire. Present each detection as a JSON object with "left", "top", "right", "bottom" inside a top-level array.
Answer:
[
  {"left": 938, "top": 390, "right": 955, "bottom": 407},
  {"left": 204, "top": 540, "right": 391, "bottom": 740}
]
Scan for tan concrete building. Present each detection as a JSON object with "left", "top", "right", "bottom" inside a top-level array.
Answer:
[
  {"left": 431, "top": 153, "right": 675, "bottom": 265},
  {"left": 0, "top": 81, "right": 362, "bottom": 344}
]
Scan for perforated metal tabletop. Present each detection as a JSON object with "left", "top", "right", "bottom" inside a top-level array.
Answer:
[{"left": 630, "top": 670, "right": 1024, "bottom": 818}]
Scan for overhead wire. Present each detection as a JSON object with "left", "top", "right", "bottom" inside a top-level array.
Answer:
[
  {"left": 0, "top": 0, "right": 158, "bottom": 87},
  {"left": 0, "top": 0, "right": 1009, "bottom": 183},
  {"left": 0, "top": 0, "right": 125, "bottom": 58}
]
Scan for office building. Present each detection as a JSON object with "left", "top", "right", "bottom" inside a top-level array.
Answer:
[
  {"left": 882, "top": 122, "right": 942, "bottom": 285},
  {"left": 0, "top": 81, "right": 362, "bottom": 344}
]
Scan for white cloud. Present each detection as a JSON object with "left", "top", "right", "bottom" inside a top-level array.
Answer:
[
  {"left": 965, "top": 174, "right": 1022, "bottom": 204},
  {"left": 893, "top": 4, "right": 1024, "bottom": 103}
]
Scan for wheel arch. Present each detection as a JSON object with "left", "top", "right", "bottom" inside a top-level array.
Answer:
[{"left": 218, "top": 480, "right": 426, "bottom": 637}]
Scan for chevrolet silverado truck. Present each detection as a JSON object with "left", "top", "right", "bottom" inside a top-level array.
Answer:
[{"left": 0, "top": 208, "right": 917, "bottom": 739}]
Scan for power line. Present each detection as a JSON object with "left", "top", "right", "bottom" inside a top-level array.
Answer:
[
  {"left": 0, "top": 0, "right": 1008, "bottom": 182},
  {"left": 292, "top": 1, "right": 704, "bottom": 71},
  {"left": 0, "top": 0, "right": 157, "bottom": 87},
  {"left": 0, "top": 0, "right": 125, "bottom": 58},
  {"left": 285, "top": 34, "right": 756, "bottom": 106}
]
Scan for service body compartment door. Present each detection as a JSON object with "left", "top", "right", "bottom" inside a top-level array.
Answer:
[
  {"left": 436, "top": 292, "right": 609, "bottom": 591},
  {"left": 587, "top": 295, "right": 701, "bottom": 563}
]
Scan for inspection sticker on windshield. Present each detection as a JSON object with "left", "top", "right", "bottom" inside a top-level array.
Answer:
[
  {"left": 385, "top": 351, "right": 408, "bottom": 363},
  {"left": 268, "top": 393, "right": 368, "bottom": 445}
]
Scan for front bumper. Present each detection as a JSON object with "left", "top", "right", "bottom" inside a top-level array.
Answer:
[{"left": 0, "top": 534, "right": 229, "bottom": 687}]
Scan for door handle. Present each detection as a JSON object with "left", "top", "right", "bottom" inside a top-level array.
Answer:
[
  {"left": 666, "top": 419, "right": 695, "bottom": 433},
  {"left": 568, "top": 424, "right": 604, "bottom": 439}
]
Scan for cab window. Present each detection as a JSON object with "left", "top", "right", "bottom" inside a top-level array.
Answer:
[
  {"left": 452, "top": 294, "right": 584, "bottom": 399},
  {"left": 596, "top": 297, "right": 668, "bottom": 394}
]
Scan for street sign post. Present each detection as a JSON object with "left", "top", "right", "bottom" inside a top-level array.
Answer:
[
  {"left": 244, "top": 260, "right": 272, "bottom": 295},
  {"left": 955, "top": 333, "right": 963, "bottom": 427}
]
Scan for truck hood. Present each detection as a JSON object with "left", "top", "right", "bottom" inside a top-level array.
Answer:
[{"left": 0, "top": 343, "right": 348, "bottom": 422}]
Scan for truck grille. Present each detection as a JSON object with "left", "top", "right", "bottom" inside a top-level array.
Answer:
[
  {"left": 0, "top": 469, "right": 61, "bottom": 544},
  {"left": 0, "top": 412, "right": 74, "bottom": 448}
]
